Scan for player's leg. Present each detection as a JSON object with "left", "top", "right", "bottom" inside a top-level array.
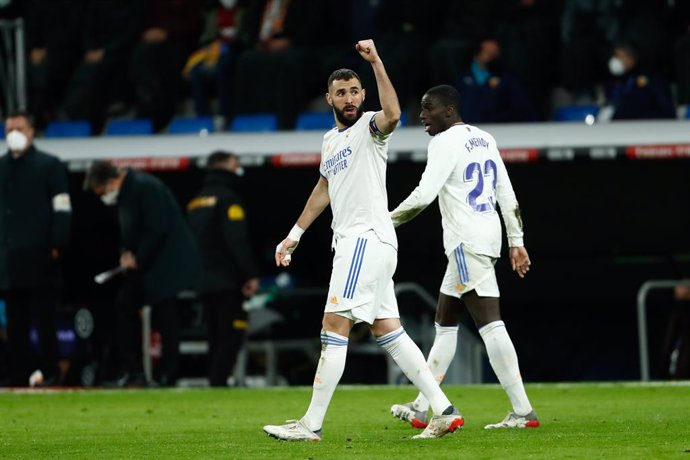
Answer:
[
  {"left": 392, "top": 293, "right": 462, "bottom": 427},
  {"left": 463, "top": 290, "right": 539, "bottom": 428}
]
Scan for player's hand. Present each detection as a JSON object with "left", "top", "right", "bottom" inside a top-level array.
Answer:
[
  {"left": 275, "top": 238, "right": 298, "bottom": 267},
  {"left": 120, "top": 251, "right": 138, "bottom": 270},
  {"left": 356, "top": 39, "right": 380, "bottom": 63},
  {"left": 509, "top": 246, "right": 531, "bottom": 278}
]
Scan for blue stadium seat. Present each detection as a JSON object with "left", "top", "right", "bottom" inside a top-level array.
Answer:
[
  {"left": 44, "top": 121, "right": 92, "bottom": 138},
  {"left": 553, "top": 104, "right": 600, "bottom": 122},
  {"left": 230, "top": 113, "right": 278, "bottom": 132},
  {"left": 295, "top": 112, "right": 334, "bottom": 131},
  {"left": 399, "top": 112, "right": 407, "bottom": 127},
  {"left": 0, "top": 123, "right": 4, "bottom": 139},
  {"left": 106, "top": 119, "right": 153, "bottom": 136},
  {"left": 168, "top": 116, "right": 214, "bottom": 135}
]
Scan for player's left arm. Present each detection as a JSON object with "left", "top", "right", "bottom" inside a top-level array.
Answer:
[
  {"left": 494, "top": 152, "right": 530, "bottom": 277},
  {"left": 356, "top": 39, "right": 401, "bottom": 135}
]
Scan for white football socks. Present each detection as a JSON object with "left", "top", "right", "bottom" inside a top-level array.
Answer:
[
  {"left": 302, "top": 330, "right": 348, "bottom": 432},
  {"left": 377, "top": 327, "right": 452, "bottom": 415},
  {"left": 411, "top": 323, "right": 459, "bottom": 412},
  {"left": 479, "top": 320, "right": 533, "bottom": 416}
]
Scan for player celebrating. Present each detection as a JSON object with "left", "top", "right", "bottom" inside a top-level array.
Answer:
[
  {"left": 389, "top": 84, "right": 539, "bottom": 430},
  {"left": 263, "top": 41, "right": 464, "bottom": 441}
]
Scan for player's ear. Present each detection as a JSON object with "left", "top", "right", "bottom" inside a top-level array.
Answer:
[
  {"left": 361, "top": 88, "right": 366, "bottom": 101},
  {"left": 325, "top": 92, "right": 333, "bottom": 106}
]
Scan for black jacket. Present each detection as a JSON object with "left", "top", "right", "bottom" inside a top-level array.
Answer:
[
  {"left": 0, "top": 145, "right": 71, "bottom": 289},
  {"left": 118, "top": 169, "right": 200, "bottom": 304},
  {"left": 187, "top": 169, "right": 259, "bottom": 294}
]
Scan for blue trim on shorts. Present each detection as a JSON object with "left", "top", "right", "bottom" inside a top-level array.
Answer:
[
  {"left": 343, "top": 237, "right": 367, "bottom": 300},
  {"left": 454, "top": 245, "right": 470, "bottom": 284}
]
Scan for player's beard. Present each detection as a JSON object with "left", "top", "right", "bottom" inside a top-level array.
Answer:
[{"left": 333, "top": 103, "right": 363, "bottom": 127}]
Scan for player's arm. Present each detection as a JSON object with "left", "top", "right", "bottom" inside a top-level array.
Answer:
[
  {"left": 356, "top": 39, "right": 401, "bottom": 135},
  {"left": 494, "top": 152, "right": 530, "bottom": 277},
  {"left": 275, "top": 176, "right": 330, "bottom": 267},
  {"left": 390, "top": 138, "right": 454, "bottom": 227}
]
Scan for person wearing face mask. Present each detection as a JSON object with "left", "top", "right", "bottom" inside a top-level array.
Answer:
[
  {"left": 186, "top": 151, "right": 259, "bottom": 386},
  {"left": 606, "top": 42, "right": 676, "bottom": 120},
  {"left": 84, "top": 161, "right": 200, "bottom": 387},
  {"left": 455, "top": 38, "right": 538, "bottom": 124},
  {"left": 0, "top": 111, "right": 72, "bottom": 386}
]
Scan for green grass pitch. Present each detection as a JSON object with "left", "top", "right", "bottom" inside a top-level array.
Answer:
[{"left": 1, "top": 382, "right": 689, "bottom": 459}]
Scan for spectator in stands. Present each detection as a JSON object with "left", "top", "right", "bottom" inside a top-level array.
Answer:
[
  {"left": 130, "top": 0, "right": 205, "bottom": 132},
  {"left": 560, "top": 0, "right": 618, "bottom": 102},
  {"left": 84, "top": 161, "right": 200, "bottom": 387},
  {"left": 455, "top": 39, "right": 537, "bottom": 124},
  {"left": 606, "top": 42, "right": 676, "bottom": 120},
  {"left": 0, "top": 111, "right": 72, "bottom": 386},
  {"left": 233, "top": 0, "right": 321, "bottom": 130},
  {"left": 183, "top": 0, "right": 243, "bottom": 124},
  {"left": 187, "top": 151, "right": 259, "bottom": 387},
  {"left": 26, "top": 0, "right": 86, "bottom": 130},
  {"left": 60, "top": 0, "right": 145, "bottom": 134}
]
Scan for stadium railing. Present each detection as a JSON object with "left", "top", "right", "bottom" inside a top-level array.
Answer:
[{"left": 636, "top": 279, "right": 679, "bottom": 381}]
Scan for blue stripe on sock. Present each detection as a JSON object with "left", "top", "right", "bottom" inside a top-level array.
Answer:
[
  {"left": 343, "top": 238, "right": 363, "bottom": 298},
  {"left": 376, "top": 328, "right": 405, "bottom": 347},
  {"left": 320, "top": 332, "right": 348, "bottom": 347},
  {"left": 346, "top": 238, "right": 367, "bottom": 299}
]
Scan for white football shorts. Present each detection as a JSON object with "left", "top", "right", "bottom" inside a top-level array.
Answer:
[
  {"left": 324, "top": 230, "right": 400, "bottom": 324},
  {"left": 440, "top": 243, "right": 500, "bottom": 298}
]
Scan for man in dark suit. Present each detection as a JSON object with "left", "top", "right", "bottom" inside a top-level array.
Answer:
[
  {"left": 187, "top": 151, "right": 259, "bottom": 386},
  {"left": 84, "top": 161, "right": 200, "bottom": 386},
  {"left": 1, "top": 111, "right": 72, "bottom": 386}
]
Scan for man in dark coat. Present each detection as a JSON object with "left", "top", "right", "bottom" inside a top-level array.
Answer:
[
  {"left": 187, "top": 151, "right": 259, "bottom": 386},
  {"left": 0, "top": 111, "right": 72, "bottom": 386},
  {"left": 84, "top": 161, "right": 200, "bottom": 386}
]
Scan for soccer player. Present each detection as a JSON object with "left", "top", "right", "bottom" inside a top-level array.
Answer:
[
  {"left": 263, "top": 41, "right": 464, "bottom": 441},
  {"left": 389, "top": 84, "right": 539, "bottom": 430}
]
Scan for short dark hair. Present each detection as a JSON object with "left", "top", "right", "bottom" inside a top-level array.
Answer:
[
  {"left": 5, "top": 110, "right": 34, "bottom": 127},
  {"left": 327, "top": 68, "right": 361, "bottom": 90},
  {"left": 207, "top": 150, "right": 237, "bottom": 168},
  {"left": 84, "top": 161, "right": 120, "bottom": 190},
  {"left": 425, "top": 85, "right": 461, "bottom": 111}
]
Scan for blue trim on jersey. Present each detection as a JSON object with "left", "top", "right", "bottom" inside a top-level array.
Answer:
[
  {"left": 343, "top": 238, "right": 367, "bottom": 299},
  {"left": 376, "top": 328, "right": 405, "bottom": 346},
  {"left": 320, "top": 172, "right": 328, "bottom": 180},
  {"left": 320, "top": 331, "right": 348, "bottom": 347}
]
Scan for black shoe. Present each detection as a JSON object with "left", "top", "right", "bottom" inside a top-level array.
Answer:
[{"left": 103, "top": 372, "right": 149, "bottom": 388}]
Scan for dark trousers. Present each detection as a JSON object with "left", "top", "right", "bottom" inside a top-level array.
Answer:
[
  {"left": 202, "top": 290, "right": 247, "bottom": 387},
  {"left": 3, "top": 289, "right": 59, "bottom": 386},
  {"left": 115, "top": 276, "right": 180, "bottom": 384}
]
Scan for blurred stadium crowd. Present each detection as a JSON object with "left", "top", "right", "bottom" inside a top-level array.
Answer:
[{"left": 1, "top": 0, "right": 690, "bottom": 136}]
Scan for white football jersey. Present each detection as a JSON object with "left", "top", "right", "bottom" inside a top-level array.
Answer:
[
  {"left": 391, "top": 123, "right": 523, "bottom": 257},
  {"left": 320, "top": 111, "right": 397, "bottom": 249}
]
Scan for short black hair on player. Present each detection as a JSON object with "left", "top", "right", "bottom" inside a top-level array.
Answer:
[
  {"left": 425, "top": 85, "right": 461, "bottom": 112},
  {"left": 327, "top": 68, "right": 362, "bottom": 91}
]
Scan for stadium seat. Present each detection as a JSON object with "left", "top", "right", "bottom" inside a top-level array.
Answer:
[
  {"left": 295, "top": 112, "right": 334, "bottom": 131},
  {"left": 0, "top": 123, "right": 4, "bottom": 139},
  {"left": 230, "top": 113, "right": 278, "bottom": 132},
  {"left": 168, "top": 116, "right": 214, "bottom": 135},
  {"left": 553, "top": 104, "right": 600, "bottom": 122},
  {"left": 106, "top": 119, "right": 153, "bottom": 136},
  {"left": 44, "top": 121, "right": 92, "bottom": 138}
]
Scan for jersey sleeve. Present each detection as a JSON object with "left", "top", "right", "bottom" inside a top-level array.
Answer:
[
  {"left": 368, "top": 112, "right": 391, "bottom": 145},
  {"left": 494, "top": 147, "right": 524, "bottom": 247},
  {"left": 390, "top": 135, "right": 455, "bottom": 226}
]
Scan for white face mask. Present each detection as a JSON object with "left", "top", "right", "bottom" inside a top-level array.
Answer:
[
  {"left": 608, "top": 57, "right": 626, "bottom": 76},
  {"left": 6, "top": 130, "right": 29, "bottom": 152},
  {"left": 100, "top": 189, "right": 119, "bottom": 206},
  {"left": 219, "top": 0, "right": 237, "bottom": 8}
]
